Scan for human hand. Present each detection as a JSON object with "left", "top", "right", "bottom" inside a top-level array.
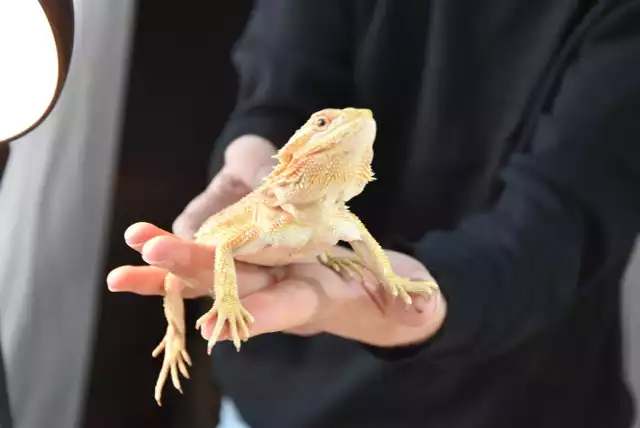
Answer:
[
  {"left": 172, "top": 135, "right": 278, "bottom": 239},
  {"left": 107, "top": 222, "right": 446, "bottom": 349}
]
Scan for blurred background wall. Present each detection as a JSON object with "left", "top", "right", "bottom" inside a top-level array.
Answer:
[
  {"left": 0, "top": 1, "right": 135, "bottom": 427},
  {"left": 79, "top": 1, "right": 253, "bottom": 427}
]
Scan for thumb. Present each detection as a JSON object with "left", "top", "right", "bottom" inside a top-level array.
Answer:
[
  {"left": 249, "top": 163, "right": 277, "bottom": 188},
  {"left": 173, "top": 135, "right": 278, "bottom": 240},
  {"left": 173, "top": 159, "right": 275, "bottom": 239},
  {"left": 172, "top": 171, "right": 251, "bottom": 239},
  {"left": 224, "top": 134, "right": 278, "bottom": 188}
]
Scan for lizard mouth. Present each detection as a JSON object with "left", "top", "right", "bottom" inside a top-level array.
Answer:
[
  {"left": 330, "top": 108, "right": 376, "bottom": 143},
  {"left": 351, "top": 113, "right": 377, "bottom": 144}
]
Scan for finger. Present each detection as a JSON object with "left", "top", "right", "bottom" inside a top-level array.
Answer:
[
  {"left": 173, "top": 173, "right": 251, "bottom": 240},
  {"left": 107, "top": 265, "right": 167, "bottom": 296},
  {"left": 108, "top": 260, "right": 278, "bottom": 301},
  {"left": 383, "top": 289, "right": 445, "bottom": 328},
  {"left": 107, "top": 265, "right": 205, "bottom": 298},
  {"left": 224, "top": 135, "right": 278, "bottom": 187},
  {"left": 200, "top": 278, "right": 321, "bottom": 340},
  {"left": 140, "top": 235, "right": 278, "bottom": 295},
  {"left": 141, "top": 235, "right": 215, "bottom": 274},
  {"left": 124, "top": 222, "right": 173, "bottom": 252},
  {"left": 172, "top": 193, "right": 209, "bottom": 240}
]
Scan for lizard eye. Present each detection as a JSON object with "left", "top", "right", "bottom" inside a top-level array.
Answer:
[{"left": 313, "top": 116, "right": 330, "bottom": 130}]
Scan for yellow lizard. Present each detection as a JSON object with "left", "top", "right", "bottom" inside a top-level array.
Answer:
[{"left": 150, "top": 107, "right": 440, "bottom": 405}]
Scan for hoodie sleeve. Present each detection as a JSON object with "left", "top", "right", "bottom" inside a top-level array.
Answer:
[{"left": 365, "top": 0, "right": 640, "bottom": 364}]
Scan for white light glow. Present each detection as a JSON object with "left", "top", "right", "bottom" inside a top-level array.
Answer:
[{"left": 0, "top": 0, "right": 60, "bottom": 141}]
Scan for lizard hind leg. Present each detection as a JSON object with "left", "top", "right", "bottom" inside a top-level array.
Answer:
[
  {"left": 152, "top": 273, "right": 193, "bottom": 406},
  {"left": 194, "top": 242, "right": 254, "bottom": 354}
]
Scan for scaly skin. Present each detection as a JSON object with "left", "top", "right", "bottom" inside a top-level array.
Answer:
[{"left": 151, "top": 107, "right": 440, "bottom": 405}]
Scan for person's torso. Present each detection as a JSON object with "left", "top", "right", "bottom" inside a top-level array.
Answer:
[{"left": 213, "top": 1, "right": 633, "bottom": 426}]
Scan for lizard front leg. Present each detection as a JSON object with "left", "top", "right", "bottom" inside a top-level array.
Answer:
[
  {"left": 152, "top": 273, "right": 192, "bottom": 406},
  {"left": 194, "top": 235, "right": 255, "bottom": 354},
  {"left": 339, "top": 211, "right": 440, "bottom": 304}
]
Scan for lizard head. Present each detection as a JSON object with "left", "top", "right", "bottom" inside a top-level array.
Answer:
[
  {"left": 263, "top": 108, "right": 377, "bottom": 207},
  {"left": 273, "top": 107, "right": 377, "bottom": 168}
]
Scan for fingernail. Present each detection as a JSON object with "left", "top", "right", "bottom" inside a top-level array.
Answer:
[
  {"left": 106, "top": 269, "right": 123, "bottom": 291},
  {"left": 408, "top": 273, "right": 438, "bottom": 312},
  {"left": 124, "top": 227, "right": 144, "bottom": 250},
  {"left": 410, "top": 294, "right": 432, "bottom": 314}
]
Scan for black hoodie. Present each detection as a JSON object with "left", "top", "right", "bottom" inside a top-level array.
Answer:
[{"left": 207, "top": 1, "right": 640, "bottom": 427}]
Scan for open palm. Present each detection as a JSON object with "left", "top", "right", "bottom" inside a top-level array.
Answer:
[{"left": 107, "top": 222, "right": 445, "bottom": 348}]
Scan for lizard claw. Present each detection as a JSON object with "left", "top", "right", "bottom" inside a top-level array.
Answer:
[
  {"left": 195, "top": 298, "right": 254, "bottom": 353},
  {"left": 382, "top": 275, "right": 439, "bottom": 305},
  {"left": 318, "top": 252, "right": 368, "bottom": 283},
  {"left": 152, "top": 325, "right": 192, "bottom": 406}
]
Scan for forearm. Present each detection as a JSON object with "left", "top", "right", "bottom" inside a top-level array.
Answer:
[
  {"left": 366, "top": 0, "right": 640, "bottom": 363},
  {"left": 412, "top": 154, "right": 593, "bottom": 361}
]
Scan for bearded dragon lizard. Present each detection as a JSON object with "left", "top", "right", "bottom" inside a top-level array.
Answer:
[{"left": 150, "top": 107, "right": 440, "bottom": 405}]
